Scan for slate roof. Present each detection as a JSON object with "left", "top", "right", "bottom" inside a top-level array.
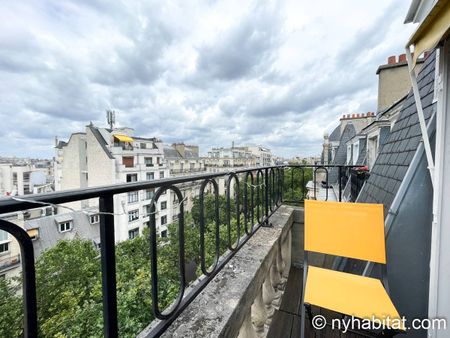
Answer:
[
  {"left": 329, "top": 123, "right": 356, "bottom": 183},
  {"left": 164, "top": 145, "right": 199, "bottom": 159},
  {"left": 163, "top": 145, "right": 182, "bottom": 159},
  {"left": 329, "top": 125, "right": 341, "bottom": 142},
  {"left": 25, "top": 211, "right": 100, "bottom": 258},
  {"left": 357, "top": 50, "right": 437, "bottom": 212}
]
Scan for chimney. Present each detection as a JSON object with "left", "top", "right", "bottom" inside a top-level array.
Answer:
[
  {"left": 398, "top": 53, "right": 407, "bottom": 63},
  {"left": 387, "top": 56, "right": 396, "bottom": 64},
  {"left": 232, "top": 141, "right": 235, "bottom": 149}
]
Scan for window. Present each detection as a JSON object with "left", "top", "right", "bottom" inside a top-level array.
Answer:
[
  {"left": 145, "top": 157, "right": 153, "bottom": 167},
  {"left": 145, "top": 205, "right": 152, "bottom": 216},
  {"left": 145, "top": 189, "right": 154, "bottom": 200},
  {"left": 161, "top": 230, "right": 168, "bottom": 238},
  {"left": 128, "top": 210, "right": 139, "bottom": 222},
  {"left": 128, "top": 191, "right": 139, "bottom": 203},
  {"left": 190, "top": 163, "right": 195, "bottom": 170},
  {"left": 122, "top": 156, "right": 134, "bottom": 168},
  {"left": 59, "top": 221, "right": 72, "bottom": 233},
  {"left": 146, "top": 172, "right": 154, "bottom": 180},
  {"left": 128, "top": 228, "right": 139, "bottom": 239},
  {"left": 160, "top": 171, "right": 164, "bottom": 179},
  {"left": 346, "top": 145, "right": 352, "bottom": 164},
  {"left": 0, "top": 230, "right": 8, "bottom": 242},
  {"left": 140, "top": 143, "right": 147, "bottom": 149},
  {"left": 90, "top": 214, "right": 100, "bottom": 224},
  {"left": 126, "top": 174, "right": 138, "bottom": 182},
  {"left": 161, "top": 215, "right": 167, "bottom": 225},
  {"left": 0, "top": 242, "right": 9, "bottom": 254},
  {"left": 161, "top": 201, "right": 167, "bottom": 210}
]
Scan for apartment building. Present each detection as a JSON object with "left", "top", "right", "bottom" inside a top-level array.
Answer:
[
  {"left": 54, "top": 123, "right": 171, "bottom": 241},
  {"left": 165, "top": 143, "right": 205, "bottom": 216},
  {"left": 0, "top": 160, "right": 53, "bottom": 197}
]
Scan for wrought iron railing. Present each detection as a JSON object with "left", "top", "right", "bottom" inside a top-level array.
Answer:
[{"left": 0, "top": 164, "right": 356, "bottom": 338}]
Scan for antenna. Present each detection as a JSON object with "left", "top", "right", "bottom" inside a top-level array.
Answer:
[{"left": 106, "top": 109, "right": 116, "bottom": 129}]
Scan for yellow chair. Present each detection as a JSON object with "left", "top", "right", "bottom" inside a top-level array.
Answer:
[{"left": 300, "top": 200, "right": 404, "bottom": 337}]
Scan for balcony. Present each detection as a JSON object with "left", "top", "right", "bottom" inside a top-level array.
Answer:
[
  {"left": 0, "top": 165, "right": 369, "bottom": 337},
  {"left": 0, "top": 253, "right": 21, "bottom": 272}
]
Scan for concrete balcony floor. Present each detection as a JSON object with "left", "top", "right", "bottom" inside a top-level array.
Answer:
[{"left": 268, "top": 266, "right": 374, "bottom": 338}]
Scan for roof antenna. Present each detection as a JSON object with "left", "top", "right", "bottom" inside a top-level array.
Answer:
[{"left": 106, "top": 109, "right": 116, "bottom": 130}]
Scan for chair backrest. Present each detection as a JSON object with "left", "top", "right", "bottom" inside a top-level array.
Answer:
[{"left": 304, "top": 200, "right": 386, "bottom": 264}]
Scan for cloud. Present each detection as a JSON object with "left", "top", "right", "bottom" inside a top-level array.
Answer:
[{"left": 0, "top": 0, "right": 415, "bottom": 159}]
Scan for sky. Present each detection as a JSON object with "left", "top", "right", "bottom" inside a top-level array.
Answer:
[{"left": 0, "top": 0, "right": 417, "bottom": 159}]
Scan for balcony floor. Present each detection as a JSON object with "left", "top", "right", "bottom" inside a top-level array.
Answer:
[{"left": 267, "top": 266, "right": 370, "bottom": 338}]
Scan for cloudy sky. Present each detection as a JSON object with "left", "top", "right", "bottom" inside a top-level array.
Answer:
[{"left": 0, "top": 0, "right": 416, "bottom": 159}]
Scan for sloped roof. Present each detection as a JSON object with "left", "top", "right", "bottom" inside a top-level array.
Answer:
[
  {"left": 25, "top": 211, "right": 100, "bottom": 258},
  {"left": 357, "top": 50, "right": 437, "bottom": 212},
  {"left": 329, "top": 123, "right": 356, "bottom": 183},
  {"left": 88, "top": 126, "right": 115, "bottom": 159},
  {"left": 329, "top": 125, "right": 341, "bottom": 142},
  {"left": 163, "top": 145, "right": 181, "bottom": 159}
]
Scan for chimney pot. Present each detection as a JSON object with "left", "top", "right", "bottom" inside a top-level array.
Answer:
[
  {"left": 387, "top": 56, "right": 396, "bottom": 64},
  {"left": 398, "top": 54, "right": 407, "bottom": 62}
]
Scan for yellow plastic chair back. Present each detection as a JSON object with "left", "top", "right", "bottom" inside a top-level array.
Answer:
[{"left": 304, "top": 200, "right": 386, "bottom": 264}]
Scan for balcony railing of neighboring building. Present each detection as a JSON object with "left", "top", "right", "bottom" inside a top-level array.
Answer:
[
  {"left": 349, "top": 167, "right": 370, "bottom": 202},
  {"left": 0, "top": 253, "right": 21, "bottom": 272},
  {"left": 0, "top": 164, "right": 358, "bottom": 338},
  {"left": 170, "top": 168, "right": 207, "bottom": 175}
]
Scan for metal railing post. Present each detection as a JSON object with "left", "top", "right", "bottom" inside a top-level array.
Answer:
[
  {"left": 99, "top": 195, "right": 118, "bottom": 338},
  {"left": 264, "top": 168, "right": 269, "bottom": 225},
  {"left": 338, "top": 166, "right": 342, "bottom": 202}
]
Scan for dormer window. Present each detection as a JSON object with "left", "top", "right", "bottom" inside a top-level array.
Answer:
[
  {"left": 59, "top": 221, "right": 73, "bottom": 233},
  {"left": 90, "top": 214, "right": 100, "bottom": 224}
]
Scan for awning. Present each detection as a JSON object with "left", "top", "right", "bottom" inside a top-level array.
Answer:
[
  {"left": 113, "top": 134, "right": 134, "bottom": 143},
  {"left": 407, "top": 0, "right": 450, "bottom": 67},
  {"left": 27, "top": 229, "right": 39, "bottom": 238}
]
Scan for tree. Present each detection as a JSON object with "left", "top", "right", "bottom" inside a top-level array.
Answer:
[
  {"left": 35, "top": 239, "right": 103, "bottom": 337},
  {"left": 0, "top": 277, "right": 23, "bottom": 338}
]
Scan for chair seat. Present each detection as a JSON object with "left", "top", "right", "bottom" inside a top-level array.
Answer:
[{"left": 304, "top": 266, "right": 404, "bottom": 330}]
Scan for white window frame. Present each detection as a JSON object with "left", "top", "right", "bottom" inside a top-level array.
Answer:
[
  {"left": 127, "top": 191, "right": 139, "bottom": 204},
  {"left": 90, "top": 214, "right": 100, "bottom": 224},
  {"left": 146, "top": 172, "right": 154, "bottom": 180},
  {"left": 128, "top": 209, "right": 139, "bottom": 222},
  {"left": 161, "top": 215, "right": 167, "bottom": 225},
  {"left": 145, "top": 157, "right": 153, "bottom": 167},
  {"left": 0, "top": 242, "right": 10, "bottom": 254},
  {"left": 128, "top": 228, "right": 139, "bottom": 239},
  {"left": 59, "top": 221, "right": 73, "bottom": 233}
]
